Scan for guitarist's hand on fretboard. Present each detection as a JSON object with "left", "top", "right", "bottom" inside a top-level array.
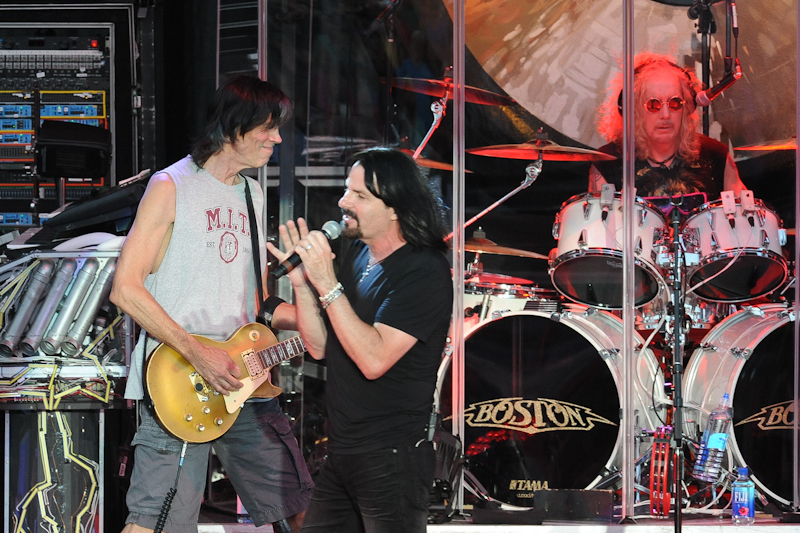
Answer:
[{"left": 184, "top": 340, "right": 243, "bottom": 396}]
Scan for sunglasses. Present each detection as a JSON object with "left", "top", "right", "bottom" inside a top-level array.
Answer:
[{"left": 644, "top": 96, "right": 685, "bottom": 113}]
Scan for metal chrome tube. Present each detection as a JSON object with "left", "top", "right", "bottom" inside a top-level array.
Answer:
[
  {"left": 0, "top": 260, "right": 55, "bottom": 356},
  {"left": 20, "top": 259, "right": 78, "bottom": 356},
  {"left": 61, "top": 259, "right": 116, "bottom": 357},
  {"left": 40, "top": 258, "right": 100, "bottom": 356}
]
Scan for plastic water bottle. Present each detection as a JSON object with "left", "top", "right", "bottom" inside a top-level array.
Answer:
[
  {"left": 692, "top": 393, "right": 732, "bottom": 483},
  {"left": 732, "top": 466, "right": 756, "bottom": 525}
]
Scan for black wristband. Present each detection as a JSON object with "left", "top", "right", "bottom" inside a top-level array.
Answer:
[{"left": 261, "top": 295, "right": 286, "bottom": 327}]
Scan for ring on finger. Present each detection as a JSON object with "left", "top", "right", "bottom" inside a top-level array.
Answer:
[{"left": 305, "top": 244, "right": 313, "bottom": 250}]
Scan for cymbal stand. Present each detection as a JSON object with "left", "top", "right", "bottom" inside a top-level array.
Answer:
[
  {"left": 446, "top": 157, "right": 542, "bottom": 241},
  {"left": 688, "top": 0, "right": 715, "bottom": 135},
  {"left": 412, "top": 93, "right": 448, "bottom": 160},
  {"left": 668, "top": 195, "right": 689, "bottom": 533}
]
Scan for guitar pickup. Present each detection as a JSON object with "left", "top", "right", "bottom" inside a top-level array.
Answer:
[{"left": 242, "top": 349, "right": 264, "bottom": 377}]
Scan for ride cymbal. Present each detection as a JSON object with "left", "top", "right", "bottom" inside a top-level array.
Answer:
[
  {"left": 465, "top": 237, "right": 548, "bottom": 259},
  {"left": 400, "top": 149, "right": 472, "bottom": 172},
  {"left": 735, "top": 136, "right": 797, "bottom": 151},
  {"left": 467, "top": 139, "right": 617, "bottom": 161},
  {"left": 390, "top": 77, "right": 516, "bottom": 106},
  {"left": 467, "top": 272, "right": 533, "bottom": 285}
]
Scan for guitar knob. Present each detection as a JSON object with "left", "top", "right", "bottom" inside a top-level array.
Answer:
[
  {"left": 214, "top": 418, "right": 224, "bottom": 426},
  {"left": 202, "top": 407, "right": 210, "bottom": 414},
  {"left": 196, "top": 424, "right": 206, "bottom": 432},
  {"left": 184, "top": 414, "right": 193, "bottom": 421}
]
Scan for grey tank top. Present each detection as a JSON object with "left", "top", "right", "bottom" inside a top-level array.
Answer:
[{"left": 125, "top": 156, "right": 266, "bottom": 400}]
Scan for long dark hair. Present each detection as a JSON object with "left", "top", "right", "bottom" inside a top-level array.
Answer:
[
  {"left": 350, "top": 147, "right": 448, "bottom": 252},
  {"left": 191, "top": 75, "right": 292, "bottom": 167}
]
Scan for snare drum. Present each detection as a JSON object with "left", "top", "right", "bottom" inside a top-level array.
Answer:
[
  {"left": 549, "top": 192, "right": 667, "bottom": 309},
  {"left": 682, "top": 199, "right": 788, "bottom": 302},
  {"left": 684, "top": 304, "right": 795, "bottom": 505},
  {"left": 464, "top": 282, "right": 560, "bottom": 326},
  {"left": 437, "top": 305, "right": 667, "bottom": 505}
]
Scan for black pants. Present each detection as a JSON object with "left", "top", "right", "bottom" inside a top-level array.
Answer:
[{"left": 301, "top": 441, "right": 435, "bottom": 533}]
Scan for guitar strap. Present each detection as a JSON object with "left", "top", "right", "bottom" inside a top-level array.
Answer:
[{"left": 243, "top": 178, "right": 266, "bottom": 324}]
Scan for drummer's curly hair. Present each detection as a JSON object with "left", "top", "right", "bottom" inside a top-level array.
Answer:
[
  {"left": 597, "top": 53, "right": 702, "bottom": 163},
  {"left": 348, "top": 147, "right": 448, "bottom": 253}
]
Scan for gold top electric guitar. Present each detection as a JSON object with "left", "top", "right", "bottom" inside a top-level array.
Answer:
[{"left": 145, "top": 322, "right": 306, "bottom": 443}]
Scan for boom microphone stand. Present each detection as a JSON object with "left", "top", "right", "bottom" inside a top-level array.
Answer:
[{"left": 670, "top": 195, "right": 688, "bottom": 533}]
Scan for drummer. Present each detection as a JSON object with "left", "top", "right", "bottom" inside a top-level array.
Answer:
[{"left": 588, "top": 52, "right": 746, "bottom": 201}]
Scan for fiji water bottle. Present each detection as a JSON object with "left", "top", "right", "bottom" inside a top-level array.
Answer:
[
  {"left": 732, "top": 467, "right": 756, "bottom": 525},
  {"left": 692, "top": 393, "right": 732, "bottom": 483}
]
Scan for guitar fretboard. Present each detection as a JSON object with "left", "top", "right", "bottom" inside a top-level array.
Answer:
[{"left": 256, "top": 336, "right": 306, "bottom": 369}]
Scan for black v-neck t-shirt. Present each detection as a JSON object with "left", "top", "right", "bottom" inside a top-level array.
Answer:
[{"left": 323, "top": 240, "right": 453, "bottom": 454}]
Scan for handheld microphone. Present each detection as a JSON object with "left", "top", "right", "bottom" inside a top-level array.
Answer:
[
  {"left": 696, "top": 59, "right": 742, "bottom": 107},
  {"left": 271, "top": 220, "right": 343, "bottom": 279}
]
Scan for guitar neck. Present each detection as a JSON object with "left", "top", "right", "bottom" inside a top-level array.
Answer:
[{"left": 255, "top": 335, "right": 306, "bottom": 369}]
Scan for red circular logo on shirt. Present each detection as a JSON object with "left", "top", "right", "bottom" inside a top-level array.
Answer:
[{"left": 220, "top": 231, "right": 239, "bottom": 263}]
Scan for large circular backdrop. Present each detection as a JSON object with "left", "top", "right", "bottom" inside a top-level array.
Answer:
[{"left": 446, "top": 0, "right": 797, "bottom": 153}]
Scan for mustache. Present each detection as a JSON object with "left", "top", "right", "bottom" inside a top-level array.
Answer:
[{"left": 342, "top": 209, "right": 358, "bottom": 221}]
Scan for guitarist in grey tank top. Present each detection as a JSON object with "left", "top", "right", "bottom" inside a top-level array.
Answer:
[{"left": 111, "top": 75, "right": 312, "bottom": 533}]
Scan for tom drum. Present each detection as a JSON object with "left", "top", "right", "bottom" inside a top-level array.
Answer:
[
  {"left": 682, "top": 198, "right": 787, "bottom": 302},
  {"left": 549, "top": 192, "right": 667, "bottom": 309}
]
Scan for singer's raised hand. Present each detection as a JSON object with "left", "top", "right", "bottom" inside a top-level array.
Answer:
[{"left": 266, "top": 218, "right": 309, "bottom": 284}]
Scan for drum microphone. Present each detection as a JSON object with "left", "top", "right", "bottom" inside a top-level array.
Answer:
[
  {"left": 695, "top": 61, "right": 742, "bottom": 107},
  {"left": 271, "top": 220, "right": 343, "bottom": 279}
]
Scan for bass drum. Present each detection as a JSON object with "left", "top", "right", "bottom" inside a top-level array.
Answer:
[
  {"left": 437, "top": 305, "right": 667, "bottom": 506},
  {"left": 684, "top": 304, "right": 795, "bottom": 505}
]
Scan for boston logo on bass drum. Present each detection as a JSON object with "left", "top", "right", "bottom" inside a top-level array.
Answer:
[{"left": 437, "top": 305, "right": 668, "bottom": 506}]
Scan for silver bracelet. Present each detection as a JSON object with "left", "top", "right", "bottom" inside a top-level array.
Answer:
[{"left": 319, "top": 282, "right": 344, "bottom": 309}]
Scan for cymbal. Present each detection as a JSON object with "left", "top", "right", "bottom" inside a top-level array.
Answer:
[
  {"left": 468, "top": 272, "right": 533, "bottom": 285},
  {"left": 400, "top": 149, "right": 472, "bottom": 172},
  {"left": 390, "top": 77, "right": 516, "bottom": 106},
  {"left": 465, "top": 237, "right": 549, "bottom": 259},
  {"left": 467, "top": 139, "right": 617, "bottom": 161},
  {"left": 735, "top": 136, "right": 797, "bottom": 151}
]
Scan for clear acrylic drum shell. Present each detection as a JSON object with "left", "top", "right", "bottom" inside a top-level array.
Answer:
[
  {"left": 437, "top": 305, "right": 667, "bottom": 505},
  {"left": 549, "top": 191, "right": 667, "bottom": 309},
  {"left": 682, "top": 199, "right": 788, "bottom": 302},
  {"left": 683, "top": 303, "right": 795, "bottom": 505}
]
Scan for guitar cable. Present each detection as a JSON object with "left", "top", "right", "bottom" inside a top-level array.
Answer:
[{"left": 154, "top": 440, "right": 188, "bottom": 533}]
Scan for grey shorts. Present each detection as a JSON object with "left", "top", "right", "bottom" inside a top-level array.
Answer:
[{"left": 126, "top": 399, "right": 313, "bottom": 533}]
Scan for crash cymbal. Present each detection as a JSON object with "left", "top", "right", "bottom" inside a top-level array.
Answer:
[
  {"left": 390, "top": 77, "right": 516, "bottom": 106},
  {"left": 400, "top": 149, "right": 472, "bottom": 172},
  {"left": 465, "top": 237, "right": 548, "bottom": 259},
  {"left": 468, "top": 272, "right": 533, "bottom": 285},
  {"left": 467, "top": 139, "right": 617, "bottom": 161},
  {"left": 735, "top": 136, "right": 797, "bottom": 151}
]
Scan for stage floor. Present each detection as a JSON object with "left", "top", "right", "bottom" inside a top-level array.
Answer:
[{"left": 198, "top": 514, "right": 800, "bottom": 533}]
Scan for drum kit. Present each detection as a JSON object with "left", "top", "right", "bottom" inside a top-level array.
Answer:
[{"left": 392, "top": 73, "right": 798, "bottom": 510}]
